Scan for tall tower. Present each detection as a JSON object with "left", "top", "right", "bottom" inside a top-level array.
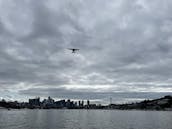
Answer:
[
  {"left": 87, "top": 100, "right": 90, "bottom": 106},
  {"left": 81, "top": 100, "right": 84, "bottom": 106},
  {"left": 79, "top": 101, "right": 81, "bottom": 107}
]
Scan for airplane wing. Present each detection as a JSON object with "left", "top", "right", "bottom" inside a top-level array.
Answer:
[
  {"left": 68, "top": 48, "right": 79, "bottom": 50},
  {"left": 68, "top": 48, "right": 73, "bottom": 50}
]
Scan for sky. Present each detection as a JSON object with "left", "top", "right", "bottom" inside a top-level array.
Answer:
[{"left": 0, "top": 0, "right": 172, "bottom": 104}]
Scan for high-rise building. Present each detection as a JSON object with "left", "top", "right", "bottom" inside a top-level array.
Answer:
[
  {"left": 29, "top": 97, "right": 40, "bottom": 106},
  {"left": 66, "top": 99, "right": 71, "bottom": 108},
  {"left": 42, "top": 96, "right": 55, "bottom": 108},
  {"left": 87, "top": 100, "right": 90, "bottom": 109},
  {"left": 78, "top": 101, "right": 81, "bottom": 107},
  {"left": 81, "top": 100, "right": 84, "bottom": 106},
  {"left": 87, "top": 100, "right": 90, "bottom": 106}
]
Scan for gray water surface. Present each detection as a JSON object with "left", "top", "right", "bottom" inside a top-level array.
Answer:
[{"left": 0, "top": 109, "right": 172, "bottom": 129}]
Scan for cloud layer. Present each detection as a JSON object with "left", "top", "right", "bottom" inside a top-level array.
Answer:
[{"left": 0, "top": 0, "right": 172, "bottom": 103}]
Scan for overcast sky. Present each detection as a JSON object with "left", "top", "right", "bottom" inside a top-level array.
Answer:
[{"left": 0, "top": 0, "right": 172, "bottom": 104}]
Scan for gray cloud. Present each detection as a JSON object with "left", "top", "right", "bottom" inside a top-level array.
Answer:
[{"left": 0, "top": 0, "right": 172, "bottom": 103}]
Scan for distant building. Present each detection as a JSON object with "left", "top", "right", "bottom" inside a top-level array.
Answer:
[
  {"left": 29, "top": 97, "right": 40, "bottom": 107},
  {"left": 81, "top": 100, "right": 84, "bottom": 107},
  {"left": 87, "top": 100, "right": 90, "bottom": 106},
  {"left": 78, "top": 100, "right": 84, "bottom": 108},
  {"left": 74, "top": 102, "right": 77, "bottom": 107},
  {"left": 78, "top": 101, "right": 81, "bottom": 107},
  {"left": 66, "top": 99, "right": 76, "bottom": 108},
  {"left": 89, "top": 104, "right": 97, "bottom": 109},
  {"left": 42, "top": 96, "right": 55, "bottom": 108},
  {"left": 66, "top": 99, "right": 71, "bottom": 108},
  {"left": 87, "top": 100, "right": 90, "bottom": 108},
  {"left": 55, "top": 100, "right": 66, "bottom": 108}
]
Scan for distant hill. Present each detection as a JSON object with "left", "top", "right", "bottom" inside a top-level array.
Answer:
[{"left": 110, "top": 95, "right": 172, "bottom": 110}]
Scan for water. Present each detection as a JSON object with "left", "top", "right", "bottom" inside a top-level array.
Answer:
[{"left": 0, "top": 109, "right": 172, "bottom": 129}]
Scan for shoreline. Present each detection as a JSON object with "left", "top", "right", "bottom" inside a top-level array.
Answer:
[{"left": 0, "top": 108, "right": 171, "bottom": 111}]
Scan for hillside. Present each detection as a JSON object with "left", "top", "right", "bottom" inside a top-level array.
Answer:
[{"left": 110, "top": 95, "right": 172, "bottom": 110}]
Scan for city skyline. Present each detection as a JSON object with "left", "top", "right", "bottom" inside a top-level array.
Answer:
[
  {"left": 0, "top": 0, "right": 172, "bottom": 103},
  {"left": 1, "top": 95, "right": 172, "bottom": 110}
]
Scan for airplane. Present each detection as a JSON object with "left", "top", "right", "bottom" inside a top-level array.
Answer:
[{"left": 68, "top": 48, "right": 80, "bottom": 53}]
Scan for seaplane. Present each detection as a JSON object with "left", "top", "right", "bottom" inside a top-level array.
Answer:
[{"left": 68, "top": 48, "right": 80, "bottom": 53}]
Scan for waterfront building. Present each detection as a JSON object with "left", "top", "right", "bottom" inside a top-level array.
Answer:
[
  {"left": 87, "top": 100, "right": 90, "bottom": 108},
  {"left": 55, "top": 100, "right": 66, "bottom": 108},
  {"left": 78, "top": 101, "right": 81, "bottom": 107},
  {"left": 42, "top": 96, "right": 55, "bottom": 108},
  {"left": 81, "top": 100, "right": 84, "bottom": 107},
  {"left": 29, "top": 97, "right": 40, "bottom": 106}
]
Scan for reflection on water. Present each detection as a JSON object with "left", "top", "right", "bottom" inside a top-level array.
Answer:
[{"left": 0, "top": 109, "right": 172, "bottom": 129}]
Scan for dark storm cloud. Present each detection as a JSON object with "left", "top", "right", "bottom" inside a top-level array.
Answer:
[{"left": 0, "top": 0, "right": 172, "bottom": 102}]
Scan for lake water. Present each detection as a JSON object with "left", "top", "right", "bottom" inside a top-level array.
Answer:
[{"left": 0, "top": 109, "right": 172, "bottom": 129}]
